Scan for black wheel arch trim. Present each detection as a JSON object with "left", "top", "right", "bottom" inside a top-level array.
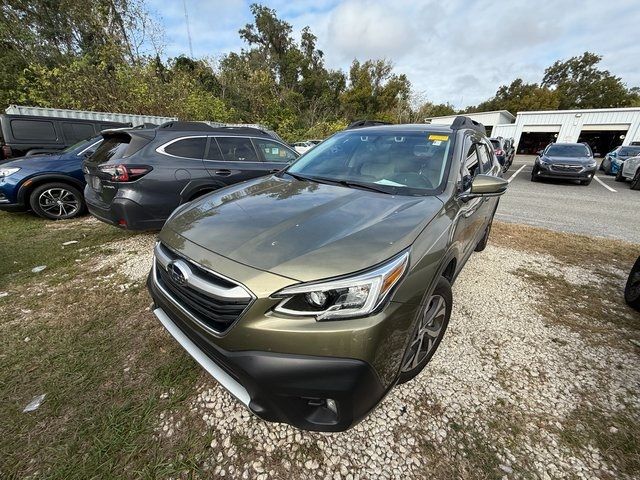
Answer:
[
  {"left": 179, "top": 178, "right": 227, "bottom": 203},
  {"left": 18, "top": 174, "right": 85, "bottom": 205}
]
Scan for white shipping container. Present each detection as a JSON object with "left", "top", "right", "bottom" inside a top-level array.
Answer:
[{"left": 5, "top": 105, "right": 177, "bottom": 127}]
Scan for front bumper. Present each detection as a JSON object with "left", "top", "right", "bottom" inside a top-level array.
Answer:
[
  {"left": 149, "top": 273, "right": 389, "bottom": 431},
  {"left": 534, "top": 163, "right": 596, "bottom": 180},
  {"left": 84, "top": 186, "right": 165, "bottom": 231}
]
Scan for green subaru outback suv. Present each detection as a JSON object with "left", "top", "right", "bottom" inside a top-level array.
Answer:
[{"left": 147, "top": 117, "right": 508, "bottom": 431}]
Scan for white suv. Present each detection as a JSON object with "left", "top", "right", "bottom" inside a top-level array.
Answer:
[{"left": 616, "top": 154, "right": 640, "bottom": 190}]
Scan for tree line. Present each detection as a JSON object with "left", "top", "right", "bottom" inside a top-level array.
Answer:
[{"left": 1, "top": 1, "right": 639, "bottom": 141}]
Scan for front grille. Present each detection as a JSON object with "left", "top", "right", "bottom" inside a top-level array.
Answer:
[
  {"left": 550, "top": 164, "right": 583, "bottom": 172},
  {"left": 155, "top": 246, "right": 253, "bottom": 334}
]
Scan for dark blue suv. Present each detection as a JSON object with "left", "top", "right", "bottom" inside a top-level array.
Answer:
[{"left": 0, "top": 136, "right": 102, "bottom": 219}]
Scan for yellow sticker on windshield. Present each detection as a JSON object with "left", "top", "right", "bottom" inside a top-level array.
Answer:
[{"left": 429, "top": 134, "right": 449, "bottom": 141}]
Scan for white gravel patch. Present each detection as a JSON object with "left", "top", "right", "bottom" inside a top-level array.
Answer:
[
  {"left": 155, "top": 244, "right": 640, "bottom": 479},
  {"left": 95, "top": 234, "right": 156, "bottom": 283}
]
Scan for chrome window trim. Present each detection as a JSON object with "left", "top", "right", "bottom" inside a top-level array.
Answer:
[
  {"left": 155, "top": 135, "right": 209, "bottom": 160},
  {"left": 155, "top": 134, "right": 297, "bottom": 162},
  {"left": 76, "top": 139, "right": 103, "bottom": 157}
]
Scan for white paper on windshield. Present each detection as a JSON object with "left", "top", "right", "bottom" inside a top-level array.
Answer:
[{"left": 374, "top": 179, "right": 406, "bottom": 186}]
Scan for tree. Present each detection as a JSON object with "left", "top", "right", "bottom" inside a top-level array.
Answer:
[
  {"left": 469, "top": 78, "right": 559, "bottom": 114},
  {"left": 542, "top": 52, "right": 637, "bottom": 109}
]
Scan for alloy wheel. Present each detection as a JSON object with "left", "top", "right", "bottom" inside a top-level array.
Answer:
[
  {"left": 401, "top": 295, "right": 447, "bottom": 372},
  {"left": 38, "top": 188, "right": 80, "bottom": 218}
]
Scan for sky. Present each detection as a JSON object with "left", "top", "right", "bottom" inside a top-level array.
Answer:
[{"left": 146, "top": 0, "right": 640, "bottom": 109}]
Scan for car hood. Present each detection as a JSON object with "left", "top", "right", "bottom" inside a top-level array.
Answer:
[
  {"left": 0, "top": 153, "right": 63, "bottom": 168},
  {"left": 165, "top": 176, "right": 443, "bottom": 282},
  {"left": 543, "top": 155, "right": 593, "bottom": 164}
]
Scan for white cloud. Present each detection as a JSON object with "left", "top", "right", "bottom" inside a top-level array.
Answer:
[{"left": 150, "top": 0, "right": 640, "bottom": 108}]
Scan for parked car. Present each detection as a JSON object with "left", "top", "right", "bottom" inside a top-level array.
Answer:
[
  {"left": 83, "top": 122, "right": 299, "bottom": 231},
  {"left": 531, "top": 142, "right": 597, "bottom": 185},
  {"left": 615, "top": 153, "right": 640, "bottom": 189},
  {"left": 292, "top": 141, "right": 314, "bottom": 154},
  {"left": 600, "top": 145, "right": 640, "bottom": 175},
  {"left": 0, "top": 113, "right": 128, "bottom": 160},
  {"left": 489, "top": 137, "right": 513, "bottom": 172},
  {"left": 147, "top": 117, "right": 508, "bottom": 431},
  {"left": 625, "top": 256, "right": 640, "bottom": 312},
  {"left": 0, "top": 136, "right": 102, "bottom": 219}
]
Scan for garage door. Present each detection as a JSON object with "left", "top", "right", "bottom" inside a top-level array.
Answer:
[{"left": 578, "top": 126, "right": 629, "bottom": 156}]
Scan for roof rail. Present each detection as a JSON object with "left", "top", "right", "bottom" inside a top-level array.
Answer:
[
  {"left": 450, "top": 116, "right": 486, "bottom": 135},
  {"left": 156, "top": 121, "right": 276, "bottom": 138},
  {"left": 345, "top": 120, "right": 393, "bottom": 130}
]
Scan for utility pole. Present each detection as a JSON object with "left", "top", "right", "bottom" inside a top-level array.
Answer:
[{"left": 183, "top": 0, "right": 194, "bottom": 57}]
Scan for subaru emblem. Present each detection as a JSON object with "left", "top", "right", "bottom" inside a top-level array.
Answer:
[{"left": 167, "top": 261, "right": 187, "bottom": 286}]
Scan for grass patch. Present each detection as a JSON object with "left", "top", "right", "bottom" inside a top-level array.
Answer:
[
  {"left": 0, "top": 213, "right": 207, "bottom": 478},
  {"left": 558, "top": 401, "right": 640, "bottom": 478},
  {"left": 492, "top": 221, "right": 640, "bottom": 270}
]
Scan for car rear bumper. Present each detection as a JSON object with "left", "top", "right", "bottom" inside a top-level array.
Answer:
[
  {"left": 148, "top": 272, "right": 388, "bottom": 432},
  {"left": 84, "top": 186, "right": 165, "bottom": 231}
]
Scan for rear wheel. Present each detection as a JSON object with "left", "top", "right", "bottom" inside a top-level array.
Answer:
[
  {"left": 625, "top": 257, "right": 640, "bottom": 312},
  {"left": 29, "top": 182, "right": 85, "bottom": 220},
  {"left": 631, "top": 170, "right": 640, "bottom": 190},
  {"left": 397, "top": 277, "right": 452, "bottom": 384}
]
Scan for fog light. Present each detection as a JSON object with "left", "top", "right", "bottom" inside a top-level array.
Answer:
[{"left": 326, "top": 398, "right": 337, "bottom": 414}]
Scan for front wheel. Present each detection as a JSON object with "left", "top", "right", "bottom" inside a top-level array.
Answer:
[
  {"left": 630, "top": 170, "right": 640, "bottom": 191},
  {"left": 397, "top": 277, "right": 452, "bottom": 384},
  {"left": 615, "top": 167, "right": 625, "bottom": 182},
  {"left": 625, "top": 257, "right": 640, "bottom": 312},
  {"left": 581, "top": 178, "right": 592, "bottom": 186},
  {"left": 29, "top": 183, "right": 85, "bottom": 220}
]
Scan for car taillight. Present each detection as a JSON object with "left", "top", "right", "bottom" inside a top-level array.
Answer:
[
  {"left": 495, "top": 149, "right": 504, "bottom": 156},
  {"left": 98, "top": 164, "right": 152, "bottom": 182}
]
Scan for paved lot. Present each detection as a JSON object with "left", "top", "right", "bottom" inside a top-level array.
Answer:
[{"left": 498, "top": 155, "right": 640, "bottom": 243}]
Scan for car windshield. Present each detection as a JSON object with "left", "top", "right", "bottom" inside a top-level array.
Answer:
[
  {"left": 619, "top": 146, "right": 640, "bottom": 156},
  {"left": 286, "top": 130, "right": 453, "bottom": 195},
  {"left": 60, "top": 136, "right": 98, "bottom": 154},
  {"left": 546, "top": 144, "right": 590, "bottom": 157}
]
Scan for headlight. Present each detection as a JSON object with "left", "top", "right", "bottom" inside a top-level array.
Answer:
[
  {"left": 0, "top": 167, "right": 20, "bottom": 178},
  {"left": 586, "top": 160, "right": 597, "bottom": 168},
  {"left": 272, "top": 251, "right": 409, "bottom": 320}
]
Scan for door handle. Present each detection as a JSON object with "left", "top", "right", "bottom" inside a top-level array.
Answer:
[
  {"left": 269, "top": 168, "right": 281, "bottom": 173},
  {"left": 214, "top": 169, "right": 232, "bottom": 176}
]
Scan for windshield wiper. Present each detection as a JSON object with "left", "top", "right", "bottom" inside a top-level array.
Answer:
[
  {"left": 310, "top": 176, "right": 394, "bottom": 194},
  {"left": 284, "top": 171, "right": 312, "bottom": 182}
]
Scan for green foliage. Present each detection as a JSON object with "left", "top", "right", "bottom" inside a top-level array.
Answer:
[
  {"left": 542, "top": 52, "right": 639, "bottom": 109},
  {"left": 2, "top": 2, "right": 639, "bottom": 139}
]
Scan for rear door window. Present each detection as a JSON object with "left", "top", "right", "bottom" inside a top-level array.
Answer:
[
  {"left": 11, "top": 119, "right": 57, "bottom": 141},
  {"left": 163, "top": 137, "right": 207, "bottom": 159},
  {"left": 216, "top": 137, "right": 259, "bottom": 162},
  {"left": 253, "top": 139, "right": 298, "bottom": 163}
]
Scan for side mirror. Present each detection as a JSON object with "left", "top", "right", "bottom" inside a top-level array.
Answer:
[
  {"left": 460, "top": 174, "right": 508, "bottom": 201},
  {"left": 537, "top": 150, "right": 544, "bottom": 156},
  {"left": 82, "top": 150, "right": 95, "bottom": 158}
]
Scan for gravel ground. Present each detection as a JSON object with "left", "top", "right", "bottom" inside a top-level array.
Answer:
[
  {"left": 119, "top": 237, "right": 640, "bottom": 479},
  {"left": 126, "top": 238, "right": 640, "bottom": 480}
]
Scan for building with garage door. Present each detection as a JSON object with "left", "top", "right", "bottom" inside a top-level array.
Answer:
[
  {"left": 425, "top": 110, "right": 515, "bottom": 136},
  {"left": 491, "top": 107, "right": 640, "bottom": 155}
]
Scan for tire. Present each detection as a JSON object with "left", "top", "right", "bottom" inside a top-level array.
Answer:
[
  {"left": 29, "top": 182, "right": 86, "bottom": 220},
  {"left": 624, "top": 256, "right": 640, "bottom": 312},
  {"left": 615, "top": 167, "right": 625, "bottom": 182},
  {"left": 530, "top": 168, "right": 539, "bottom": 182},
  {"left": 631, "top": 170, "right": 640, "bottom": 191},
  {"left": 397, "top": 277, "right": 452, "bottom": 384},
  {"left": 581, "top": 178, "right": 592, "bottom": 186}
]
